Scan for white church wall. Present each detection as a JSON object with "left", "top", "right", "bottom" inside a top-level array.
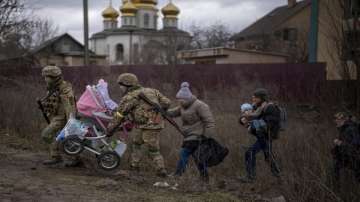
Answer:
[
  {"left": 106, "top": 34, "right": 141, "bottom": 64},
  {"left": 91, "top": 38, "right": 107, "bottom": 56}
]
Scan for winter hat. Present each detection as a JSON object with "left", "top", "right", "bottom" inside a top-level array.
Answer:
[
  {"left": 253, "top": 88, "right": 269, "bottom": 101},
  {"left": 241, "top": 103, "right": 253, "bottom": 113},
  {"left": 176, "top": 82, "right": 193, "bottom": 100}
]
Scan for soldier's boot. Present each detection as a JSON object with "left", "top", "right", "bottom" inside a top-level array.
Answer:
[
  {"left": 64, "top": 157, "right": 82, "bottom": 167},
  {"left": 130, "top": 143, "right": 142, "bottom": 172},
  {"left": 43, "top": 156, "right": 63, "bottom": 165},
  {"left": 44, "top": 142, "right": 63, "bottom": 165},
  {"left": 151, "top": 151, "right": 167, "bottom": 178}
]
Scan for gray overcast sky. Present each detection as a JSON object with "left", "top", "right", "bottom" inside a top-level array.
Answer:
[{"left": 30, "top": 0, "right": 287, "bottom": 43}]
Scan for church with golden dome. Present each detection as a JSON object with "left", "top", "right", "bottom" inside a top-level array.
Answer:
[{"left": 90, "top": 0, "right": 191, "bottom": 65}]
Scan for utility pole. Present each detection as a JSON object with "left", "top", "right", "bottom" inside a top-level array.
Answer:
[
  {"left": 83, "top": 0, "right": 90, "bottom": 66},
  {"left": 129, "top": 30, "right": 133, "bottom": 65},
  {"left": 308, "top": 0, "right": 319, "bottom": 63}
]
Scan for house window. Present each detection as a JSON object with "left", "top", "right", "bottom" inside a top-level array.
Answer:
[
  {"left": 116, "top": 44, "right": 124, "bottom": 61},
  {"left": 274, "top": 30, "right": 282, "bottom": 39},
  {"left": 144, "top": 13, "right": 150, "bottom": 28},
  {"left": 62, "top": 39, "right": 71, "bottom": 52},
  {"left": 283, "top": 28, "right": 297, "bottom": 41},
  {"left": 345, "top": 0, "right": 360, "bottom": 19},
  {"left": 342, "top": 31, "right": 360, "bottom": 60}
]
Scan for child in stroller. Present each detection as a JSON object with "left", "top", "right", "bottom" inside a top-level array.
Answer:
[{"left": 58, "top": 79, "right": 132, "bottom": 170}]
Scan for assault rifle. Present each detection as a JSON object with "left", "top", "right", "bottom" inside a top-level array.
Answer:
[
  {"left": 36, "top": 90, "right": 57, "bottom": 124},
  {"left": 138, "top": 92, "right": 185, "bottom": 137},
  {"left": 37, "top": 98, "right": 50, "bottom": 124}
]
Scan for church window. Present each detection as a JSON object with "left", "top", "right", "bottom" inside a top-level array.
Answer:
[
  {"left": 116, "top": 44, "right": 124, "bottom": 61},
  {"left": 144, "top": 13, "right": 150, "bottom": 28},
  {"left": 153, "top": 15, "right": 157, "bottom": 28}
]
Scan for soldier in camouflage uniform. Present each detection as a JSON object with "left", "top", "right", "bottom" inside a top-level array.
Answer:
[
  {"left": 39, "top": 66, "right": 78, "bottom": 166},
  {"left": 107, "top": 73, "right": 171, "bottom": 177}
]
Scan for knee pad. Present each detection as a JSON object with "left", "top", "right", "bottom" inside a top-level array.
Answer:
[
  {"left": 148, "top": 148, "right": 161, "bottom": 156},
  {"left": 41, "top": 133, "right": 53, "bottom": 144}
]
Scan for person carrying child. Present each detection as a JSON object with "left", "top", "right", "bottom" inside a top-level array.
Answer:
[{"left": 238, "top": 88, "right": 281, "bottom": 183}]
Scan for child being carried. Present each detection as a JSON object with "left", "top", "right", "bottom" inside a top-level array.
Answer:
[{"left": 239, "top": 102, "right": 268, "bottom": 137}]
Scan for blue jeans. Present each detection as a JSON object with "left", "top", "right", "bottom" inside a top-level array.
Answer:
[
  {"left": 245, "top": 136, "right": 280, "bottom": 178},
  {"left": 175, "top": 147, "right": 208, "bottom": 177}
]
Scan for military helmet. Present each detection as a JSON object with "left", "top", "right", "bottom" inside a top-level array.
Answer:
[
  {"left": 117, "top": 73, "right": 139, "bottom": 87},
  {"left": 253, "top": 88, "right": 269, "bottom": 101},
  {"left": 42, "top": 65, "right": 62, "bottom": 77},
  {"left": 334, "top": 111, "right": 351, "bottom": 120}
]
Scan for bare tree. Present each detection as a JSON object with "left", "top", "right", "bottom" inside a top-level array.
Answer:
[
  {"left": 28, "top": 18, "right": 59, "bottom": 48},
  {"left": 0, "top": 1, "right": 59, "bottom": 60},
  {"left": 321, "top": 0, "right": 359, "bottom": 113},
  {"left": 187, "top": 22, "right": 233, "bottom": 49},
  {"left": 188, "top": 24, "right": 206, "bottom": 49},
  {"left": 0, "top": 0, "right": 33, "bottom": 59}
]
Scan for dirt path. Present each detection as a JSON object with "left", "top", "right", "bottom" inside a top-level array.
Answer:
[{"left": 0, "top": 132, "right": 286, "bottom": 202}]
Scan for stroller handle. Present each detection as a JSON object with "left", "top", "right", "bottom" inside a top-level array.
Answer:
[{"left": 85, "top": 135, "right": 107, "bottom": 140}]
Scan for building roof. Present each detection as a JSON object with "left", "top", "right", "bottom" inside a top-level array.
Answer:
[
  {"left": 179, "top": 47, "right": 288, "bottom": 60},
  {"left": 30, "top": 33, "right": 101, "bottom": 56},
  {"left": 231, "top": 0, "right": 311, "bottom": 40},
  {"left": 90, "top": 27, "right": 191, "bottom": 39}
]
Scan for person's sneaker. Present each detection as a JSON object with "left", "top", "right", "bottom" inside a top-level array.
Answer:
[
  {"left": 200, "top": 175, "right": 210, "bottom": 184},
  {"left": 272, "top": 171, "right": 281, "bottom": 178},
  {"left": 43, "top": 157, "right": 62, "bottom": 166},
  {"left": 237, "top": 176, "right": 255, "bottom": 183},
  {"left": 157, "top": 168, "right": 167, "bottom": 178},
  {"left": 167, "top": 172, "right": 181, "bottom": 178}
]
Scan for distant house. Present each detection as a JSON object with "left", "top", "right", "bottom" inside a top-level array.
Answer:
[
  {"left": 178, "top": 47, "right": 288, "bottom": 64},
  {"left": 316, "top": 0, "right": 359, "bottom": 80},
  {"left": 29, "top": 33, "right": 107, "bottom": 66},
  {"left": 0, "top": 33, "right": 107, "bottom": 67},
  {"left": 230, "top": 0, "right": 311, "bottom": 63}
]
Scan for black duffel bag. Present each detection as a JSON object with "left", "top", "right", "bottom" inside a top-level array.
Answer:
[{"left": 192, "top": 137, "right": 229, "bottom": 167}]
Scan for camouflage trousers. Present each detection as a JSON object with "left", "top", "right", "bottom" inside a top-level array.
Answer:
[
  {"left": 41, "top": 117, "right": 77, "bottom": 162},
  {"left": 131, "top": 129, "right": 165, "bottom": 171},
  {"left": 41, "top": 117, "right": 66, "bottom": 159}
]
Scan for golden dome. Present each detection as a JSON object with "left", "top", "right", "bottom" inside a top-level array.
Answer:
[
  {"left": 162, "top": 2, "right": 180, "bottom": 17},
  {"left": 120, "top": 1, "right": 138, "bottom": 16},
  {"left": 132, "top": 0, "right": 157, "bottom": 5},
  {"left": 102, "top": 5, "right": 119, "bottom": 19}
]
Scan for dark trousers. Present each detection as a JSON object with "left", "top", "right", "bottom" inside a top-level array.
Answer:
[
  {"left": 175, "top": 141, "right": 208, "bottom": 177},
  {"left": 332, "top": 146, "right": 360, "bottom": 182},
  {"left": 245, "top": 136, "right": 280, "bottom": 178}
]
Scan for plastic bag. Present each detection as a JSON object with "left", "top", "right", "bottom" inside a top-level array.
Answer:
[
  {"left": 56, "top": 129, "right": 65, "bottom": 142},
  {"left": 64, "top": 117, "right": 88, "bottom": 139},
  {"left": 96, "top": 79, "right": 118, "bottom": 111},
  {"left": 111, "top": 140, "right": 127, "bottom": 157}
]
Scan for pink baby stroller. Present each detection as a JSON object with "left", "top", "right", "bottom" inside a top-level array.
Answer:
[{"left": 61, "top": 79, "right": 130, "bottom": 171}]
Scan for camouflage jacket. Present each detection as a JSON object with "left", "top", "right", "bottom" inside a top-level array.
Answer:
[
  {"left": 114, "top": 86, "right": 171, "bottom": 130},
  {"left": 41, "top": 80, "right": 76, "bottom": 121}
]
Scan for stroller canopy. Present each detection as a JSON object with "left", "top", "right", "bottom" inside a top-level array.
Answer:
[{"left": 77, "top": 79, "right": 118, "bottom": 117}]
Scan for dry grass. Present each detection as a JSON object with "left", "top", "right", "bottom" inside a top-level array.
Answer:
[{"left": 0, "top": 73, "right": 359, "bottom": 202}]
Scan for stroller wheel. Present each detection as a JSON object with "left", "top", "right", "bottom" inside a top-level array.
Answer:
[
  {"left": 63, "top": 135, "right": 84, "bottom": 156},
  {"left": 97, "top": 151, "right": 120, "bottom": 171}
]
